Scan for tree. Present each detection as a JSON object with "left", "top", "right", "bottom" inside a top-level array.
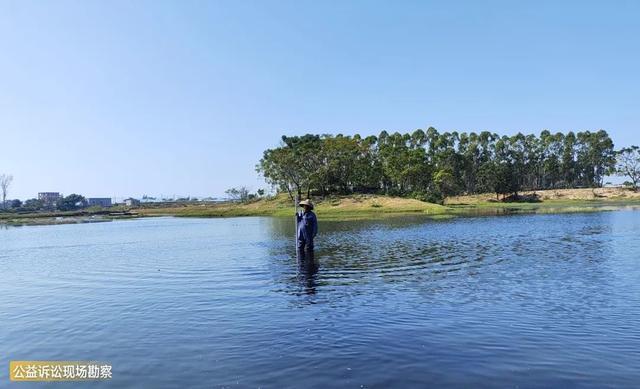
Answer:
[
  {"left": 616, "top": 146, "right": 640, "bottom": 191},
  {"left": 576, "top": 130, "right": 615, "bottom": 187},
  {"left": 495, "top": 162, "right": 520, "bottom": 198},
  {"left": 225, "top": 187, "right": 250, "bottom": 202},
  {"left": 476, "top": 161, "right": 518, "bottom": 200},
  {"left": 256, "top": 134, "right": 321, "bottom": 200},
  {"left": 541, "top": 132, "right": 563, "bottom": 189},
  {"left": 378, "top": 131, "right": 412, "bottom": 194},
  {"left": 0, "top": 174, "right": 13, "bottom": 209},
  {"left": 432, "top": 168, "right": 459, "bottom": 197},
  {"left": 320, "top": 134, "right": 360, "bottom": 194},
  {"left": 23, "top": 198, "right": 43, "bottom": 211},
  {"left": 477, "top": 162, "right": 499, "bottom": 199},
  {"left": 560, "top": 131, "right": 578, "bottom": 187},
  {"left": 57, "top": 194, "right": 87, "bottom": 211},
  {"left": 10, "top": 199, "right": 22, "bottom": 209}
]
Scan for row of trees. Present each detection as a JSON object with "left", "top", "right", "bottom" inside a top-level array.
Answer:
[
  {"left": 257, "top": 129, "right": 638, "bottom": 201},
  {"left": 224, "top": 187, "right": 265, "bottom": 202},
  {"left": 2, "top": 193, "right": 90, "bottom": 212}
]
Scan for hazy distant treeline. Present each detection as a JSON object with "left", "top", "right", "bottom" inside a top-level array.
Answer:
[{"left": 257, "top": 128, "right": 622, "bottom": 202}]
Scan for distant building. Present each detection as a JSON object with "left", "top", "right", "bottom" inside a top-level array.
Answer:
[
  {"left": 38, "top": 192, "right": 62, "bottom": 206},
  {"left": 124, "top": 198, "right": 140, "bottom": 207},
  {"left": 87, "top": 198, "right": 112, "bottom": 207}
]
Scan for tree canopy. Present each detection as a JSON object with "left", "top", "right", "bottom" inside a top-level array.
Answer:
[
  {"left": 57, "top": 194, "right": 87, "bottom": 211},
  {"left": 258, "top": 129, "right": 620, "bottom": 202},
  {"left": 615, "top": 146, "right": 640, "bottom": 191}
]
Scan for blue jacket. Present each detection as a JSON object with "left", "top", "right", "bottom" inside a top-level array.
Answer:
[{"left": 297, "top": 210, "right": 318, "bottom": 242}]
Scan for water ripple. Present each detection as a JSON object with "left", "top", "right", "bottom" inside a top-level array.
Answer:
[{"left": 1, "top": 213, "right": 640, "bottom": 387}]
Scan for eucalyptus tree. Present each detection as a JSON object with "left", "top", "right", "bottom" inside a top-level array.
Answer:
[
  {"left": 458, "top": 132, "right": 480, "bottom": 193},
  {"left": 576, "top": 130, "right": 615, "bottom": 187},
  {"left": 477, "top": 161, "right": 499, "bottom": 198},
  {"left": 354, "top": 135, "right": 383, "bottom": 193},
  {"left": 616, "top": 146, "right": 640, "bottom": 191},
  {"left": 377, "top": 131, "right": 412, "bottom": 194},
  {"left": 320, "top": 134, "right": 361, "bottom": 194},
  {"left": 561, "top": 132, "right": 577, "bottom": 187},
  {"left": 491, "top": 136, "right": 522, "bottom": 196},
  {"left": 523, "top": 133, "right": 543, "bottom": 190},
  {"left": 431, "top": 131, "right": 463, "bottom": 193},
  {"left": 541, "top": 131, "right": 563, "bottom": 188}
]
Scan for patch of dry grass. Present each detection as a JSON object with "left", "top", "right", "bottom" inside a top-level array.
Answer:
[{"left": 445, "top": 187, "right": 640, "bottom": 205}]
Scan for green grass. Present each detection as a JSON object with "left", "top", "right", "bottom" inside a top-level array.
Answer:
[
  {"left": 136, "top": 194, "right": 451, "bottom": 220},
  {"left": 137, "top": 194, "right": 640, "bottom": 221}
]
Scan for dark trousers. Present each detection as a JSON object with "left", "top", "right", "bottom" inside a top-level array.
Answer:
[{"left": 297, "top": 239, "right": 314, "bottom": 251}]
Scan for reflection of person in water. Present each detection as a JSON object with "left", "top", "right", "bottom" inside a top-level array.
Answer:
[
  {"left": 296, "top": 247, "right": 319, "bottom": 294},
  {"left": 296, "top": 199, "right": 318, "bottom": 251},
  {"left": 297, "top": 248, "right": 318, "bottom": 272}
]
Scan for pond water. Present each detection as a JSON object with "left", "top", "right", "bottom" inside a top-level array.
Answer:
[{"left": 1, "top": 211, "right": 640, "bottom": 388}]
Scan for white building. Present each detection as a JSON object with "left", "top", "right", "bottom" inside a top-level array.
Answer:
[{"left": 124, "top": 198, "right": 140, "bottom": 207}]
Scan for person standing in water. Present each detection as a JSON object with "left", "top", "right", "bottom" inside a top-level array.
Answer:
[{"left": 296, "top": 199, "right": 318, "bottom": 251}]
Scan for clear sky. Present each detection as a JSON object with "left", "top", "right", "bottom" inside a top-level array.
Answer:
[{"left": 1, "top": 0, "right": 638, "bottom": 200}]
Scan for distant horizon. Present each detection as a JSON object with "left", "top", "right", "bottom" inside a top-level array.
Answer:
[{"left": 2, "top": 1, "right": 639, "bottom": 200}]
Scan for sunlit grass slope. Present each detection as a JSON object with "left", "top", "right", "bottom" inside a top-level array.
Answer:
[{"left": 137, "top": 194, "right": 450, "bottom": 220}]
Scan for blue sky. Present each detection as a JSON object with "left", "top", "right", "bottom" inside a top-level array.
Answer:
[{"left": 1, "top": 0, "right": 638, "bottom": 200}]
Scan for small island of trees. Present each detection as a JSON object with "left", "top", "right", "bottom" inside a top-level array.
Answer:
[{"left": 257, "top": 128, "right": 639, "bottom": 202}]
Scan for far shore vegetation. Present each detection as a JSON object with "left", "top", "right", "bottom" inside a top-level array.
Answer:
[
  {"left": 3, "top": 188, "right": 638, "bottom": 226},
  {"left": 135, "top": 188, "right": 640, "bottom": 220},
  {"left": 2, "top": 129, "right": 640, "bottom": 225}
]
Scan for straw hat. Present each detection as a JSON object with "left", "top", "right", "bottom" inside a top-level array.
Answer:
[{"left": 298, "top": 199, "right": 314, "bottom": 209}]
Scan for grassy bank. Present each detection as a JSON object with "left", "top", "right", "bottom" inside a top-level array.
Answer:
[
  {"left": 0, "top": 208, "right": 139, "bottom": 226},
  {"left": 137, "top": 188, "right": 640, "bottom": 220},
  {"left": 136, "top": 194, "right": 450, "bottom": 220},
  {"left": 445, "top": 188, "right": 640, "bottom": 215}
]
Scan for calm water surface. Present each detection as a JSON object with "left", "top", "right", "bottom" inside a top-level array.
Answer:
[{"left": 2, "top": 211, "right": 640, "bottom": 388}]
